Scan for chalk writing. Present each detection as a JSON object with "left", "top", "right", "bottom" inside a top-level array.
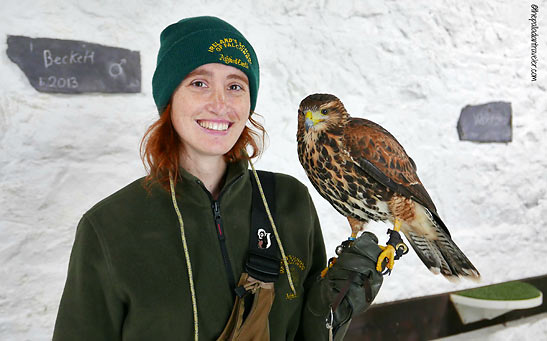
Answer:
[
  {"left": 39, "top": 76, "right": 78, "bottom": 89},
  {"left": 43, "top": 49, "right": 95, "bottom": 68},
  {"left": 7, "top": 35, "right": 140, "bottom": 94},
  {"left": 457, "top": 102, "right": 512, "bottom": 143},
  {"left": 109, "top": 59, "right": 126, "bottom": 77},
  {"left": 473, "top": 111, "right": 506, "bottom": 126}
]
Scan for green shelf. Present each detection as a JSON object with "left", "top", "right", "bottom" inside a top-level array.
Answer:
[
  {"left": 450, "top": 281, "right": 543, "bottom": 324},
  {"left": 455, "top": 281, "right": 542, "bottom": 301}
]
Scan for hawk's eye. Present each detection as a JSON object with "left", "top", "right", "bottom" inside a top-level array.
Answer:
[{"left": 321, "top": 109, "right": 328, "bottom": 115}]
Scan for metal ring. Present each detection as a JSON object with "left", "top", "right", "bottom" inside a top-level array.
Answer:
[{"left": 396, "top": 242, "right": 409, "bottom": 254}]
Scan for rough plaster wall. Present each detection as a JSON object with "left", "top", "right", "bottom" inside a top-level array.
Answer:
[{"left": 0, "top": 0, "right": 545, "bottom": 339}]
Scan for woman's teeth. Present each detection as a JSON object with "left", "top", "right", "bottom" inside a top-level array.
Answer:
[{"left": 198, "top": 120, "right": 229, "bottom": 131}]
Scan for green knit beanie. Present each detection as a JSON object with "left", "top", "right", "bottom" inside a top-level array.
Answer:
[{"left": 152, "top": 16, "right": 259, "bottom": 114}]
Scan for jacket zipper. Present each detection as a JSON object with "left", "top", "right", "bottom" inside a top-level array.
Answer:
[
  {"left": 213, "top": 201, "right": 224, "bottom": 240},
  {"left": 196, "top": 174, "right": 244, "bottom": 292},
  {"left": 211, "top": 200, "right": 236, "bottom": 290}
]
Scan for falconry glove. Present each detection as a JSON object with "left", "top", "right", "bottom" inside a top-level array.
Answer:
[{"left": 308, "top": 232, "right": 383, "bottom": 339}]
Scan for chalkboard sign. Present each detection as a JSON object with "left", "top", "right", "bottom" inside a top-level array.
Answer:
[
  {"left": 6, "top": 35, "right": 140, "bottom": 94},
  {"left": 457, "top": 102, "right": 512, "bottom": 143}
]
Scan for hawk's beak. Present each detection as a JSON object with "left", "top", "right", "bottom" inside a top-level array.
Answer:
[{"left": 304, "top": 110, "right": 322, "bottom": 132}]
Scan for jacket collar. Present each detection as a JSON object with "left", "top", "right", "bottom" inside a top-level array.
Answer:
[{"left": 175, "top": 158, "right": 249, "bottom": 204}]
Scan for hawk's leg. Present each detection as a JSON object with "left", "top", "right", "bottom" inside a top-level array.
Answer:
[
  {"left": 347, "top": 216, "right": 366, "bottom": 239},
  {"left": 321, "top": 217, "right": 366, "bottom": 278},
  {"left": 376, "top": 218, "right": 404, "bottom": 273}
]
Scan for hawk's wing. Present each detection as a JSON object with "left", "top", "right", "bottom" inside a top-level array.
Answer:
[
  {"left": 343, "top": 117, "right": 439, "bottom": 216},
  {"left": 342, "top": 118, "right": 477, "bottom": 277}
]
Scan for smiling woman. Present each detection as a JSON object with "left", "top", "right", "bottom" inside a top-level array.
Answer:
[
  {"left": 52, "top": 16, "right": 385, "bottom": 341},
  {"left": 140, "top": 63, "right": 264, "bottom": 197},
  {"left": 169, "top": 63, "right": 251, "bottom": 197}
]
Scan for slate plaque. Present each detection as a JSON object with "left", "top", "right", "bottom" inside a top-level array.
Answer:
[
  {"left": 457, "top": 102, "right": 512, "bottom": 143},
  {"left": 6, "top": 35, "right": 140, "bottom": 93}
]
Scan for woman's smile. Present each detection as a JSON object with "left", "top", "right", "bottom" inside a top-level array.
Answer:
[{"left": 196, "top": 119, "right": 232, "bottom": 133}]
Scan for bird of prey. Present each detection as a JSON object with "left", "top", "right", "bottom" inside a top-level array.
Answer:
[{"left": 297, "top": 93, "right": 479, "bottom": 280}]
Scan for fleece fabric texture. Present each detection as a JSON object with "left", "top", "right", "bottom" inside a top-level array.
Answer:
[{"left": 52, "top": 159, "right": 330, "bottom": 340}]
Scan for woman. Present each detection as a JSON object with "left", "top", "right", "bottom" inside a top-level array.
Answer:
[{"left": 53, "top": 16, "right": 384, "bottom": 340}]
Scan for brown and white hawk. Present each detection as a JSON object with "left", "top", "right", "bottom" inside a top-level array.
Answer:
[{"left": 297, "top": 93, "right": 479, "bottom": 280}]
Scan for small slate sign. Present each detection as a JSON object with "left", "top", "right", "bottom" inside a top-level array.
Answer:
[
  {"left": 457, "top": 102, "right": 512, "bottom": 143},
  {"left": 6, "top": 35, "right": 140, "bottom": 93}
]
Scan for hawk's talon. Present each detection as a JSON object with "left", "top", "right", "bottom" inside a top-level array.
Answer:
[
  {"left": 321, "top": 257, "right": 337, "bottom": 278},
  {"left": 376, "top": 228, "right": 409, "bottom": 274},
  {"left": 376, "top": 244, "right": 396, "bottom": 273}
]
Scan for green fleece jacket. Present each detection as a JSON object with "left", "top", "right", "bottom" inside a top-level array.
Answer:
[{"left": 53, "top": 160, "right": 330, "bottom": 340}]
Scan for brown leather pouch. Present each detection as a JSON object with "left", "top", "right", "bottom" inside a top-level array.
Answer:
[{"left": 217, "top": 273, "right": 275, "bottom": 341}]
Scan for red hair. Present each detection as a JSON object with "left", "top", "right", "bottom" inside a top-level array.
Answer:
[{"left": 140, "top": 103, "right": 266, "bottom": 191}]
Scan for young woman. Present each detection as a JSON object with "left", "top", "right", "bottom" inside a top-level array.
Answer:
[{"left": 53, "top": 16, "right": 384, "bottom": 340}]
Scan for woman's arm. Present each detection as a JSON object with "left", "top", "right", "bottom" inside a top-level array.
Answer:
[
  {"left": 53, "top": 216, "right": 125, "bottom": 340},
  {"left": 297, "top": 194, "right": 384, "bottom": 340}
]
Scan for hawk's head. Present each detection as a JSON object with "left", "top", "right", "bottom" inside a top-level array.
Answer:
[{"left": 297, "top": 94, "right": 349, "bottom": 137}]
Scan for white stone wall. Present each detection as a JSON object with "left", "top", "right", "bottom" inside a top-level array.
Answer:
[{"left": 1, "top": 0, "right": 545, "bottom": 339}]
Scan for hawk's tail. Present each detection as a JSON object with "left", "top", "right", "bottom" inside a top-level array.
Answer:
[{"left": 402, "top": 206, "right": 480, "bottom": 281}]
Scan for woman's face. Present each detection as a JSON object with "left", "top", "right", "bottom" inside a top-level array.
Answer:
[{"left": 171, "top": 63, "right": 250, "bottom": 161}]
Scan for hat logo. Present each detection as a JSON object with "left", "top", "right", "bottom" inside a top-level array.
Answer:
[
  {"left": 257, "top": 228, "right": 271, "bottom": 249},
  {"left": 217, "top": 54, "right": 248, "bottom": 69},
  {"left": 208, "top": 37, "right": 252, "bottom": 65}
]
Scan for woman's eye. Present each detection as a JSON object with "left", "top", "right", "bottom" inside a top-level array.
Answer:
[
  {"left": 191, "top": 81, "right": 207, "bottom": 88},
  {"left": 229, "top": 84, "right": 243, "bottom": 91}
]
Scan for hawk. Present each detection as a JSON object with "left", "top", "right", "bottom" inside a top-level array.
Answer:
[{"left": 297, "top": 93, "right": 480, "bottom": 280}]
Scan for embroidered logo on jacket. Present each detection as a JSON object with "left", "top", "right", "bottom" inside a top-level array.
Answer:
[
  {"left": 280, "top": 255, "right": 306, "bottom": 300},
  {"left": 257, "top": 228, "right": 271, "bottom": 249}
]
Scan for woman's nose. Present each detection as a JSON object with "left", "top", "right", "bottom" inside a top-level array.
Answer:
[{"left": 207, "top": 86, "right": 227, "bottom": 114}]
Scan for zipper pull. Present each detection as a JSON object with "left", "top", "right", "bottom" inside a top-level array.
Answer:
[
  {"left": 213, "top": 201, "right": 221, "bottom": 220},
  {"left": 212, "top": 201, "right": 224, "bottom": 240}
]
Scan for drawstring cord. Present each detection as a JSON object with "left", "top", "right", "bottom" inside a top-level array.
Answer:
[
  {"left": 248, "top": 159, "right": 296, "bottom": 296},
  {"left": 168, "top": 159, "right": 296, "bottom": 340},
  {"left": 169, "top": 173, "right": 199, "bottom": 341}
]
